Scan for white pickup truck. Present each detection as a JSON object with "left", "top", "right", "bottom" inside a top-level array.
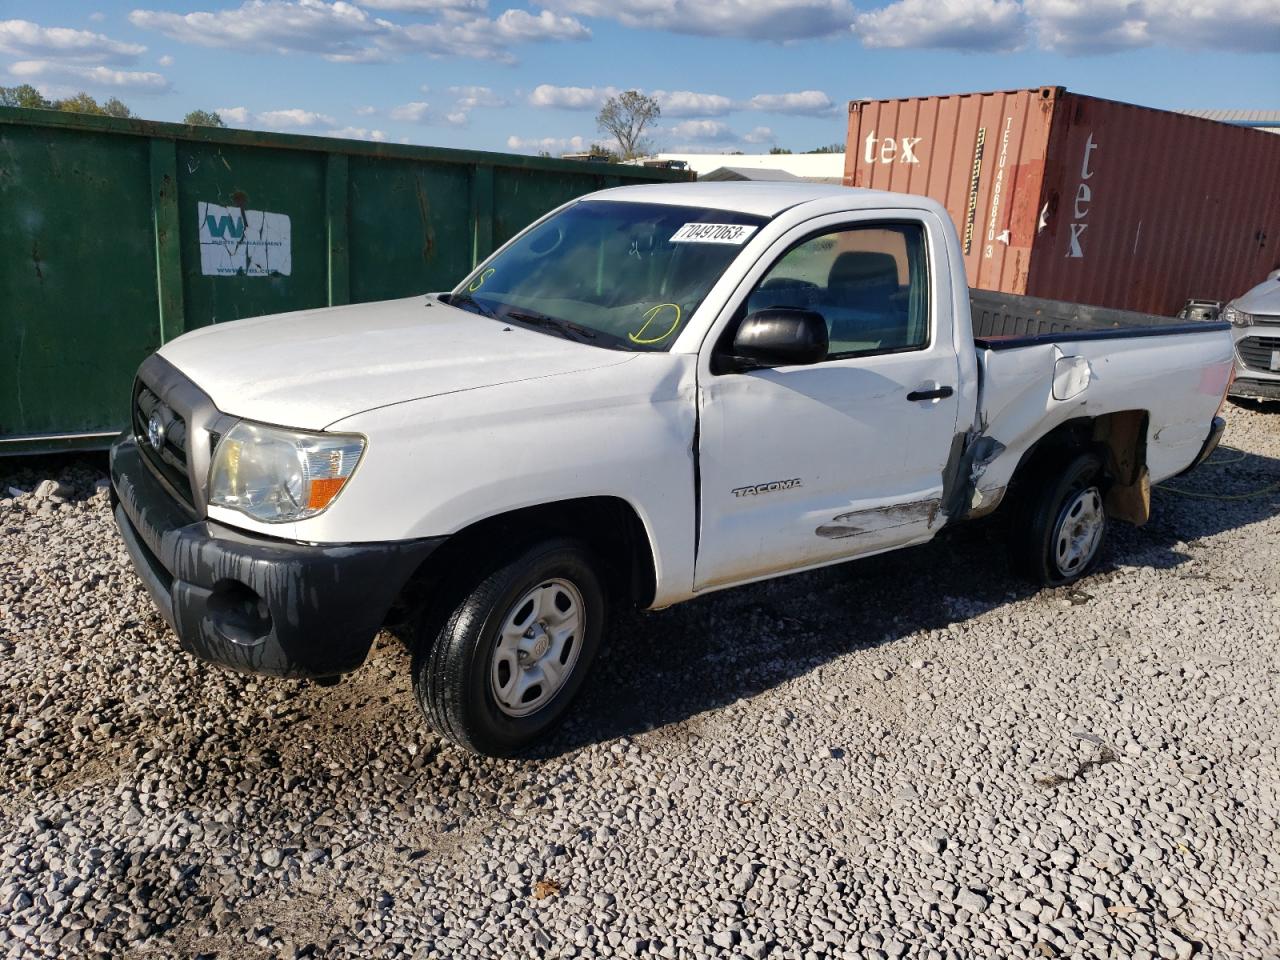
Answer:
[{"left": 110, "top": 182, "right": 1234, "bottom": 756}]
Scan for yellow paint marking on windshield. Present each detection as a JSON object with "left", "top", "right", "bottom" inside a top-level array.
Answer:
[
  {"left": 628, "top": 303, "right": 682, "bottom": 345},
  {"left": 467, "top": 268, "right": 495, "bottom": 293}
]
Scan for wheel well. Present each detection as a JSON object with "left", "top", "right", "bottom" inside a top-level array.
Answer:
[
  {"left": 388, "top": 497, "right": 658, "bottom": 630},
  {"left": 1006, "top": 410, "right": 1151, "bottom": 525}
]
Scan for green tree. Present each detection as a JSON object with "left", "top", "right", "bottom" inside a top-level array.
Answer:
[
  {"left": 769, "top": 146, "right": 793, "bottom": 155},
  {"left": 184, "top": 109, "right": 226, "bottom": 127},
  {"left": 56, "top": 92, "right": 107, "bottom": 115},
  {"left": 805, "top": 142, "right": 844, "bottom": 154},
  {"left": 0, "top": 84, "right": 53, "bottom": 109},
  {"left": 596, "top": 90, "right": 660, "bottom": 161}
]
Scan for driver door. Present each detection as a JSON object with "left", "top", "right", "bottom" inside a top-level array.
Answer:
[{"left": 694, "top": 213, "right": 962, "bottom": 591}]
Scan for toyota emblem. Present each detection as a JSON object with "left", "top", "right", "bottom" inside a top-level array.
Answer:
[{"left": 146, "top": 412, "right": 167, "bottom": 452}]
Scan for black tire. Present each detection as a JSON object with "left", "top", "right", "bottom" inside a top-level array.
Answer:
[
  {"left": 1009, "top": 451, "right": 1108, "bottom": 588},
  {"left": 414, "top": 538, "right": 605, "bottom": 757}
]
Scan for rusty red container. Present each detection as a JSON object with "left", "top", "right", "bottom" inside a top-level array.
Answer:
[{"left": 845, "top": 86, "right": 1280, "bottom": 316}]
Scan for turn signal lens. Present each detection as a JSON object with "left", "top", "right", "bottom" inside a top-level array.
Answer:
[{"left": 307, "top": 476, "right": 348, "bottom": 510}]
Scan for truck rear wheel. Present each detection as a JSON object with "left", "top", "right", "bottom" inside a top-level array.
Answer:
[
  {"left": 1009, "top": 451, "right": 1108, "bottom": 588},
  {"left": 413, "top": 538, "right": 605, "bottom": 757}
]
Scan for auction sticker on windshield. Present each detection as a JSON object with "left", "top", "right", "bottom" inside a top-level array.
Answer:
[{"left": 670, "top": 223, "right": 758, "bottom": 244}]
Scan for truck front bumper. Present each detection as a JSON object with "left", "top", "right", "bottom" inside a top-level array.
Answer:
[
  {"left": 110, "top": 434, "right": 444, "bottom": 678},
  {"left": 1229, "top": 377, "right": 1280, "bottom": 401}
]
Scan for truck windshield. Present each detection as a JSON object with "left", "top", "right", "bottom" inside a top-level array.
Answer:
[{"left": 448, "top": 200, "right": 768, "bottom": 351}]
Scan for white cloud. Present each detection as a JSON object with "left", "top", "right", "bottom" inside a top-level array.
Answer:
[
  {"left": 743, "top": 125, "right": 776, "bottom": 144},
  {"left": 325, "top": 125, "right": 388, "bottom": 140},
  {"left": 157, "top": 53, "right": 174, "bottom": 66},
  {"left": 129, "top": 1, "right": 589, "bottom": 65},
  {"left": 536, "top": 0, "right": 855, "bottom": 40},
  {"left": 746, "top": 90, "right": 834, "bottom": 115},
  {"left": 1027, "top": 0, "right": 1279, "bottom": 53},
  {"left": 449, "top": 85, "right": 507, "bottom": 109},
  {"left": 1025, "top": 0, "right": 1145, "bottom": 51},
  {"left": 667, "top": 119, "right": 737, "bottom": 142},
  {"left": 8, "top": 60, "right": 170, "bottom": 92},
  {"left": 89, "top": 12, "right": 107, "bottom": 23},
  {"left": 445, "top": 110, "right": 468, "bottom": 125},
  {"left": 359, "top": 0, "right": 484, "bottom": 10},
  {"left": 215, "top": 105, "right": 336, "bottom": 128},
  {"left": 130, "top": 2, "right": 386, "bottom": 59},
  {"left": 0, "top": 18, "right": 145, "bottom": 63},
  {"left": 390, "top": 100, "right": 433, "bottom": 121},
  {"left": 378, "top": 8, "right": 590, "bottom": 62},
  {"left": 493, "top": 9, "right": 590, "bottom": 41},
  {"left": 652, "top": 89, "right": 734, "bottom": 117},
  {"left": 854, "top": 0, "right": 1026, "bottom": 50},
  {"left": 258, "top": 107, "right": 336, "bottom": 126},
  {"left": 355, "top": 104, "right": 379, "bottom": 115},
  {"left": 506, "top": 133, "right": 591, "bottom": 154},
  {"left": 526, "top": 84, "right": 839, "bottom": 129},
  {"left": 844, "top": 0, "right": 1278, "bottom": 53},
  {"left": 215, "top": 106, "right": 251, "bottom": 124},
  {"left": 527, "top": 83, "right": 617, "bottom": 109}
]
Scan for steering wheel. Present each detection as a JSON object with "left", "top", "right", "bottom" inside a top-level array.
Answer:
[{"left": 527, "top": 225, "right": 564, "bottom": 258}]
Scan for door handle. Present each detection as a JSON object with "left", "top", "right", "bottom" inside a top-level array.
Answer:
[{"left": 906, "top": 385, "right": 954, "bottom": 402}]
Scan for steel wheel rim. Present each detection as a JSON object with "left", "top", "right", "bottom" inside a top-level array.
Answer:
[
  {"left": 489, "top": 578, "right": 585, "bottom": 718},
  {"left": 1053, "top": 485, "right": 1104, "bottom": 576}
]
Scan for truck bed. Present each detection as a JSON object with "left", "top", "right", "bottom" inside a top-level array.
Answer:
[{"left": 970, "top": 289, "right": 1229, "bottom": 350}]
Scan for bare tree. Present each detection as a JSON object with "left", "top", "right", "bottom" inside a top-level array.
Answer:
[
  {"left": 596, "top": 91, "right": 660, "bottom": 161},
  {"left": 103, "top": 97, "right": 132, "bottom": 118}
]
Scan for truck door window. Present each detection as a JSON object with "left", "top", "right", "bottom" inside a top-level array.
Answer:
[{"left": 746, "top": 222, "right": 929, "bottom": 359}]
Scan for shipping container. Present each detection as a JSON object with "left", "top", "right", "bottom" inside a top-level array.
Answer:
[
  {"left": 0, "top": 107, "right": 691, "bottom": 454},
  {"left": 845, "top": 86, "right": 1280, "bottom": 317}
]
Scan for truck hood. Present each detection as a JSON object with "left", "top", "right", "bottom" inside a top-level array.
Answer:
[
  {"left": 1234, "top": 277, "right": 1280, "bottom": 318},
  {"left": 157, "top": 296, "right": 636, "bottom": 430}
]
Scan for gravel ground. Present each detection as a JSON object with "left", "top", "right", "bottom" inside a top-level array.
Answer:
[{"left": 2, "top": 404, "right": 1278, "bottom": 960}]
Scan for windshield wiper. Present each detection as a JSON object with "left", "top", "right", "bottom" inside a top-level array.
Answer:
[
  {"left": 503, "top": 309, "right": 598, "bottom": 342},
  {"left": 444, "top": 292, "right": 496, "bottom": 318}
]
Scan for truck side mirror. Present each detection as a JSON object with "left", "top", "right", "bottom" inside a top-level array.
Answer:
[{"left": 729, "top": 308, "right": 829, "bottom": 369}]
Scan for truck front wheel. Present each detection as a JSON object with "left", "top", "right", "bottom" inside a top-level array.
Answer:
[
  {"left": 414, "top": 539, "right": 605, "bottom": 756},
  {"left": 1009, "top": 451, "right": 1109, "bottom": 588}
]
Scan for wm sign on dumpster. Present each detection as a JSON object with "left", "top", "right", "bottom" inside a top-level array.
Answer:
[
  {"left": 198, "top": 202, "right": 292, "bottom": 277},
  {"left": 0, "top": 106, "right": 689, "bottom": 454}
]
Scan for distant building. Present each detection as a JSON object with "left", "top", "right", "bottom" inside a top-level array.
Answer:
[
  {"left": 629, "top": 153, "right": 845, "bottom": 182},
  {"left": 1178, "top": 110, "right": 1280, "bottom": 134}
]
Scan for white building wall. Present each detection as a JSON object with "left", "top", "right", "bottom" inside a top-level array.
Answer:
[{"left": 636, "top": 153, "right": 846, "bottom": 179}]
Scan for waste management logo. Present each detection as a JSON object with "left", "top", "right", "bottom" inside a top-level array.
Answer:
[{"left": 198, "top": 201, "right": 292, "bottom": 277}]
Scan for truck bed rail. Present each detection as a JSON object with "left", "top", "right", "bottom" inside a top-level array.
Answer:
[{"left": 971, "top": 289, "right": 1229, "bottom": 351}]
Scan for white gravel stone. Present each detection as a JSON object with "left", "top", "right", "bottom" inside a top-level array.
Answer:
[{"left": 1, "top": 405, "right": 1278, "bottom": 959}]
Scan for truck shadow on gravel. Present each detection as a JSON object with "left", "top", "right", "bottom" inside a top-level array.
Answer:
[{"left": 542, "top": 444, "right": 1280, "bottom": 757}]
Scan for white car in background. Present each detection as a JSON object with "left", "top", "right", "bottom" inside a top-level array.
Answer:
[{"left": 1225, "top": 271, "right": 1280, "bottom": 403}]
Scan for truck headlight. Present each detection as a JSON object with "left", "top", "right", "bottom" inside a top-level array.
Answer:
[
  {"left": 208, "top": 421, "right": 365, "bottom": 523},
  {"left": 1221, "top": 303, "right": 1254, "bottom": 327}
]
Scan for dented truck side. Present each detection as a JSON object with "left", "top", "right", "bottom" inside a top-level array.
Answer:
[{"left": 109, "top": 181, "right": 1235, "bottom": 756}]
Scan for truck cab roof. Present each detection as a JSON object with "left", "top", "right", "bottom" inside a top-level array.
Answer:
[{"left": 589, "top": 181, "right": 944, "bottom": 219}]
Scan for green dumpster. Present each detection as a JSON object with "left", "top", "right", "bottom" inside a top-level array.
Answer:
[{"left": 0, "top": 107, "right": 690, "bottom": 454}]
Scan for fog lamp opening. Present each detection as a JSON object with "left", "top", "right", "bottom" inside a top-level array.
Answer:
[{"left": 207, "top": 579, "right": 273, "bottom": 646}]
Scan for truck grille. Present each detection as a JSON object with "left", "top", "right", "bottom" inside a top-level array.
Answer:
[
  {"left": 133, "top": 382, "right": 194, "bottom": 507},
  {"left": 1237, "top": 335, "right": 1280, "bottom": 374}
]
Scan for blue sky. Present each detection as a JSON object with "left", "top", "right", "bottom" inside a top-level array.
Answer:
[{"left": 1, "top": 1, "right": 1277, "bottom": 155}]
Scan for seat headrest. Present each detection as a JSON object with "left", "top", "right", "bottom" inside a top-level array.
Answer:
[{"left": 827, "top": 251, "right": 899, "bottom": 291}]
